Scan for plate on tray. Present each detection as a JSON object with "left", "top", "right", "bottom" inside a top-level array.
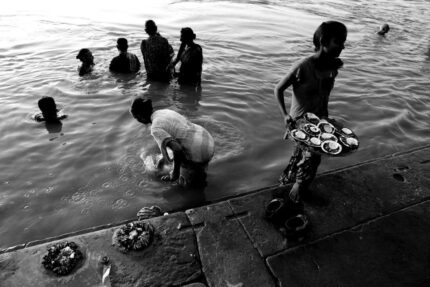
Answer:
[
  {"left": 307, "top": 137, "right": 322, "bottom": 148},
  {"left": 320, "top": 132, "right": 338, "bottom": 142},
  {"left": 339, "top": 127, "right": 354, "bottom": 136},
  {"left": 321, "top": 140, "right": 342, "bottom": 155},
  {"left": 339, "top": 135, "right": 359, "bottom": 149},
  {"left": 317, "top": 121, "right": 336, "bottom": 134},
  {"left": 302, "top": 123, "right": 320, "bottom": 137},
  {"left": 290, "top": 129, "right": 308, "bottom": 142},
  {"left": 304, "top": 112, "right": 320, "bottom": 125}
]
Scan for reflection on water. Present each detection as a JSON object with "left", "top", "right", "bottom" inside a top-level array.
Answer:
[
  {"left": 0, "top": 0, "right": 430, "bottom": 247},
  {"left": 44, "top": 121, "right": 63, "bottom": 134}
]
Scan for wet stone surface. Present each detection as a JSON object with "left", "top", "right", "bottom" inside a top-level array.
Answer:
[
  {"left": 186, "top": 202, "right": 276, "bottom": 287},
  {"left": 385, "top": 148, "right": 430, "bottom": 192},
  {"left": 228, "top": 187, "right": 289, "bottom": 257},
  {"left": 0, "top": 213, "right": 201, "bottom": 287},
  {"left": 228, "top": 147, "right": 430, "bottom": 259},
  {"left": 301, "top": 150, "right": 430, "bottom": 244},
  {"left": 267, "top": 200, "right": 430, "bottom": 287}
]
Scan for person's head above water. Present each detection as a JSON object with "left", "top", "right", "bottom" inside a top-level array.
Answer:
[
  {"left": 180, "top": 27, "right": 196, "bottom": 44},
  {"left": 312, "top": 21, "right": 347, "bottom": 57},
  {"left": 377, "top": 23, "right": 390, "bottom": 36},
  {"left": 130, "top": 97, "right": 153, "bottom": 124},
  {"left": 145, "top": 20, "right": 158, "bottom": 36},
  {"left": 38, "top": 96, "right": 58, "bottom": 121},
  {"left": 116, "top": 38, "right": 128, "bottom": 52},
  {"left": 76, "top": 48, "right": 94, "bottom": 65}
]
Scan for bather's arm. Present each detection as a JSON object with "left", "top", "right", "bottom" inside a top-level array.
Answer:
[
  {"left": 274, "top": 70, "right": 296, "bottom": 130},
  {"left": 160, "top": 138, "right": 185, "bottom": 182},
  {"left": 168, "top": 43, "right": 186, "bottom": 70}
]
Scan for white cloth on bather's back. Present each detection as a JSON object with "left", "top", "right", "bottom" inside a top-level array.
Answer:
[{"left": 150, "top": 109, "right": 214, "bottom": 164}]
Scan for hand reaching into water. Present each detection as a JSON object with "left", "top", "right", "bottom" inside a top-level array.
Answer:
[
  {"left": 161, "top": 171, "right": 179, "bottom": 182},
  {"left": 161, "top": 173, "right": 188, "bottom": 186},
  {"left": 156, "top": 157, "right": 165, "bottom": 169}
]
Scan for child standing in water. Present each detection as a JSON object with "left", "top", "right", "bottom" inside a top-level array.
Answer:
[{"left": 274, "top": 21, "right": 347, "bottom": 203}]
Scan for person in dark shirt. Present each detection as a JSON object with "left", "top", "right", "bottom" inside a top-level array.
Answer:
[
  {"left": 76, "top": 48, "right": 94, "bottom": 76},
  {"left": 109, "top": 38, "right": 141, "bottom": 73},
  {"left": 141, "top": 20, "right": 174, "bottom": 81},
  {"left": 168, "top": 27, "right": 203, "bottom": 87}
]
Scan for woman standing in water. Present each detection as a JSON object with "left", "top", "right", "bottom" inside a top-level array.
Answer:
[
  {"left": 274, "top": 21, "right": 348, "bottom": 203},
  {"left": 168, "top": 27, "right": 203, "bottom": 87}
]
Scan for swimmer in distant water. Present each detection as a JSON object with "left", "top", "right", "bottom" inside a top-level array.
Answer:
[
  {"left": 76, "top": 48, "right": 94, "bottom": 76},
  {"left": 275, "top": 21, "right": 348, "bottom": 203},
  {"left": 109, "top": 38, "right": 141, "bottom": 73},
  {"left": 130, "top": 98, "right": 214, "bottom": 187},
  {"left": 168, "top": 27, "right": 203, "bottom": 87},
  {"left": 377, "top": 23, "right": 390, "bottom": 36},
  {"left": 34, "top": 96, "right": 67, "bottom": 123}
]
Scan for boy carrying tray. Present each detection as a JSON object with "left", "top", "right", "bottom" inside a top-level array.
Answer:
[{"left": 274, "top": 21, "right": 348, "bottom": 203}]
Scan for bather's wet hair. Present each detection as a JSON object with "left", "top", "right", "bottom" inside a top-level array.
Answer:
[
  {"left": 38, "top": 96, "right": 58, "bottom": 120},
  {"left": 76, "top": 48, "right": 94, "bottom": 65},
  {"left": 313, "top": 21, "right": 347, "bottom": 51},
  {"left": 130, "top": 97, "right": 153, "bottom": 119},
  {"left": 377, "top": 23, "right": 390, "bottom": 35},
  {"left": 181, "top": 27, "right": 196, "bottom": 41},
  {"left": 145, "top": 20, "right": 158, "bottom": 35},
  {"left": 117, "top": 38, "right": 129, "bottom": 52}
]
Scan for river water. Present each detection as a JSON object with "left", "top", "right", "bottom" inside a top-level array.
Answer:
[{"left": 0, "top": 0, "right": 429, "bottom": 247}]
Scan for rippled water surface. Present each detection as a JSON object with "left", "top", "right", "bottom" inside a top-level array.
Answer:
[{"left": 1, "top": 0, "right": 429, "bottom": 247}]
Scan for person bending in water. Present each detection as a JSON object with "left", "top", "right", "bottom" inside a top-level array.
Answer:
[
  {"left": 130, "top": 98, "right": 214, "bottom": 187},
  {"left": 35, "top": 96, "right": 67, "bottom": 122},
  {"left": 275, "top": 21, "right": 347, "bottom": 203},
  {"left": 168, "top": 27, "right": 203, "bottom": 87},
  {"left": 141, "top": 20, "right": 174, "bottom": 81},
  {"left": 76, "top": 48, "right": 94, "bottom": 76},
  {"left": 109, "top": 38, "right": 141, "bottom": 73},
  {"left": 377, "top": 23, "right": 390, "bottom": 36}
]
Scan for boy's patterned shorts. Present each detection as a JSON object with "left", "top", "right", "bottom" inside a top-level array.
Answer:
[{"left": 279, "top": 145, "right": 321, "bottom": 186}]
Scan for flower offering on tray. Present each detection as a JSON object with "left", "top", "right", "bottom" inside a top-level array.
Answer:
[{"left": 288, "top": 112, "right": 359, "bottom": 156}]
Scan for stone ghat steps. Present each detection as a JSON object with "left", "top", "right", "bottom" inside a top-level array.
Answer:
[{"left": 1, "top": 145, "right": 429, "bottom": 287}]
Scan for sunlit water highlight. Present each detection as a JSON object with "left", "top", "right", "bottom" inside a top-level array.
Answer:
[{"left": 1, "top": 0, "right": 429, "bottom": 247}]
